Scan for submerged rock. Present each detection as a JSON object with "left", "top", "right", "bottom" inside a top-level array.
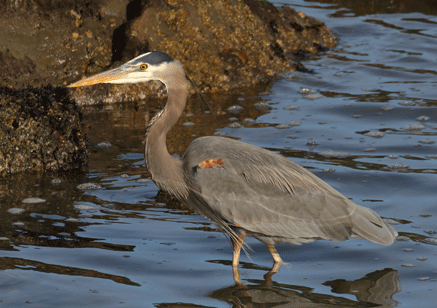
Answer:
[
  {"left": 7, "top": 208, "right": 26, "bottom": 215},
  {"left": 0, "top": 86, "right": 88, "bottom": 175},
  {"left": 77, "top": 183, "right": 101, "bottom": 190},
  {"left": 22, "top": 198, "right": 46, "bottom": 204}
]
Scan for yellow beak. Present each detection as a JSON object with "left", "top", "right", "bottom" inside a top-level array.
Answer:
[{"left": 68, "top": 68, "right": 128, "bottom": 88}]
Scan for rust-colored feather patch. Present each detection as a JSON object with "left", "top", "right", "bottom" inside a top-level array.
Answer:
[{"left": 198, "top": 158, "right": 224, "bottom": 169}]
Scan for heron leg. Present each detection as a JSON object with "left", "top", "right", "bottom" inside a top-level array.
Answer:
[
  {"left": 232, "top": 233, "right": 246, "bottom": 267},
  {"left": 266, "top": 244, "right": 282, "bottom": 264},
  {"left": 231, "top": 233, "right": 246, "bottom": 285},
  {"left": 263, "top": 245, "right": 282, "bottom": 285}
]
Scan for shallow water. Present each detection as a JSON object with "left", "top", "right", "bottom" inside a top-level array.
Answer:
[{"left": 1, "top": 1, "right": 437, "bottom": 307}]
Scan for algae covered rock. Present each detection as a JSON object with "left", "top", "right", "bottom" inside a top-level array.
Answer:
[
  {"left": 70, "top": 0, "right": 337, "bottom": 103},
  {"left": 0, "top": 86, "right": 88, "bottom": 175},
  {"left": 117, "top": 0, "right": 337, "bottom": 92}
]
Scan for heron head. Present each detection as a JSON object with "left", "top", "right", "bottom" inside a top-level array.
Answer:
[{"left": 68, "top": 51, "right": 185, "bottom": 88}]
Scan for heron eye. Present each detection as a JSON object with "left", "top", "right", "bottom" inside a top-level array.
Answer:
[{"left": 140, "top": 64, "right": 148, "bottom": 70}]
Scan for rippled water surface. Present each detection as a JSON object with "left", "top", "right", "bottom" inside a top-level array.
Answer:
[{"left": 1, "top": 1, "right": 437, "bottom": 307}]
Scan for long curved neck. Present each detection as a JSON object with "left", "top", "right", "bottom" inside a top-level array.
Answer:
[{"left": 145, "top": 84, "right": 189, "bottom": 199}]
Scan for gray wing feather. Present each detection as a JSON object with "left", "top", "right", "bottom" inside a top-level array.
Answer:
[{"left": 182, "top": 136, "right": 397, "bottom": 245}]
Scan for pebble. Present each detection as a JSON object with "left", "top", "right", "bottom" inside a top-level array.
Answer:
[
  {"left": 213, "top": 131, "right": 227, "bottom": 136},
  {"left": 388, "top": 164, "right": 409, "bottom": 170},
  {"left": 276, "top": 121, "right": 301, "bottom": 129},
  {"left": 399, "top": 101, "right": 414, "bottom": 106},
  {"left": 424, "top": 230, "right": 436, "bottom": 235},
  {"left": 77, "top": 183, "right": 101, "bottom": 190},
  {"left": 183, "top": 122, "right": 195, "bottom": 127},
  {"left": 283, "top": 105, "right": 298, "bottom": 110},
  {"left": 418, "top": 277, "right": 430, "bottom": 281},
  {"left": 303, "top": 93, "right": 323, "bottom": 99},
  {"left": 321, "top": 150, "right": 349, "bottom": 158},
  {"left": 404, "top": 124, "right": 425, "bottom": 131},
  {"left": 298, "top": 87, "right": 316, "bottom": 94},
  {"left": 7, "top": 208, "right": 26, "bottom": 215},
  {"left": 417, "top": 257, "right": 428, "bottom": 261},
  {"left": 228, "top": 117, "right": 238, "bottom": 122},
  {"left": 120, "top": 174, "right": 130, "bottom": 178},
  {"left": 96, "top": 141, "right": 112, "bottom": 148},
  {"left": 228, "top": 122, "right": 241, "bottom": 128},
  {"left": 287, "top": 135, "right": 298, "bottom": 139},
  {"left": 227, "top": 105, "right": 244, "bottom": 114},
  {"left": 423, "top": 238, "right": 437, "bottom": 245},
  {"left": 254, "top": 102, "right": 269, "bottom": 109},
  {"left": 136, "top": 178, "right": 152, "bottom": 183},
  {"left": 416, "top": 116, "right": 430, "bottom": 122},
  {"left": 242, "top": 118, "right": 255, "bottom": 125},
  {"left": 323, "top": 168, "right": 335, "bottom": 173},
  {"left": 402, "top": 263, "right": 415, "bottom": 267},
  {"left": 74, "top": 204, "right": 98, "bottom": 210},
  {"left": 396, "top": 236, "right": 410, "bottom": 241},
  {"left": 352, "top": 114, "right": 362, "bottom": 118},
  {"left": 382, "top": 106, "right": 394, "bottom": 111},
  {"left": 419, "top": 139, "right": 435, "bottom": 144},
  {"left": 51, "top": 179, "right": 62, "bottom": 184},
  {"left": 363, "top": 148, "right": 376, "bottom": 152},
  {"left": 22, "top": 197, "right": 46, "bottom": 204},
  {"left": 403, "top": 248, "right": 413, "bottom": 252},
  {"left": 364, "top": 131, "right": 385, "bottom": 138}
]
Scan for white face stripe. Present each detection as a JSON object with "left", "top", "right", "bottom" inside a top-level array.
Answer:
[{"left": 126, "top": 52, "right": 152, "bottom": 65}]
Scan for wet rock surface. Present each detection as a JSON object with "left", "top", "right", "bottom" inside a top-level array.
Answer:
[
  {"left": 0, "top": 0, "right": 128, "bottom": 89},
  {"left": 0, "top": 0, "right": 336, "bottom": 101},
  {"left": 121, "top": 0, "right": 337, "bottom": 92},
  {"left": 0, "top": 86, "right": 88, "bottom": 175}
]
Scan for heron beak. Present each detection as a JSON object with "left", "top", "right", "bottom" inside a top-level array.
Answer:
[{"left": 68, "top": 67, "right": 129, "bottom": 88}]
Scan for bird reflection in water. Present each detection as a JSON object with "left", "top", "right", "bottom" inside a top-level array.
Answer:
[{"left": 209, "top": 268, "right": 400, "bottom": 308}]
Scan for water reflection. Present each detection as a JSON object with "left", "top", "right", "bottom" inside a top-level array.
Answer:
[
  {"left": 0, "top": 256, "right": 140, "bottom": 286},
  {"left": 209, "top": 268, "right": 400, "bottom": 308}
]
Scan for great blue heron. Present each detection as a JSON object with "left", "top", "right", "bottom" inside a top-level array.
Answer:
[{"left": 69, "top": 51, "right": 397, "bottom": 283}]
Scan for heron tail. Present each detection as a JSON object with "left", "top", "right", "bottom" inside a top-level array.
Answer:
[{"left": 350, "top": 205, "right": 398, "bottom": 246}]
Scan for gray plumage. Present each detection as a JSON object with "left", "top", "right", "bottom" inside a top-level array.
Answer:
[
  {"left": 68, "top": 51, "right": 398, "bottom": 279},
  {"left": 182, "top": 136, "right": 396, "bottom": 246}
]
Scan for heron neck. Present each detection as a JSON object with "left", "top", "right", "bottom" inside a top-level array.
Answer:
[{"left": 145, "top": 85, "right": 189, "bottom": 199}]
